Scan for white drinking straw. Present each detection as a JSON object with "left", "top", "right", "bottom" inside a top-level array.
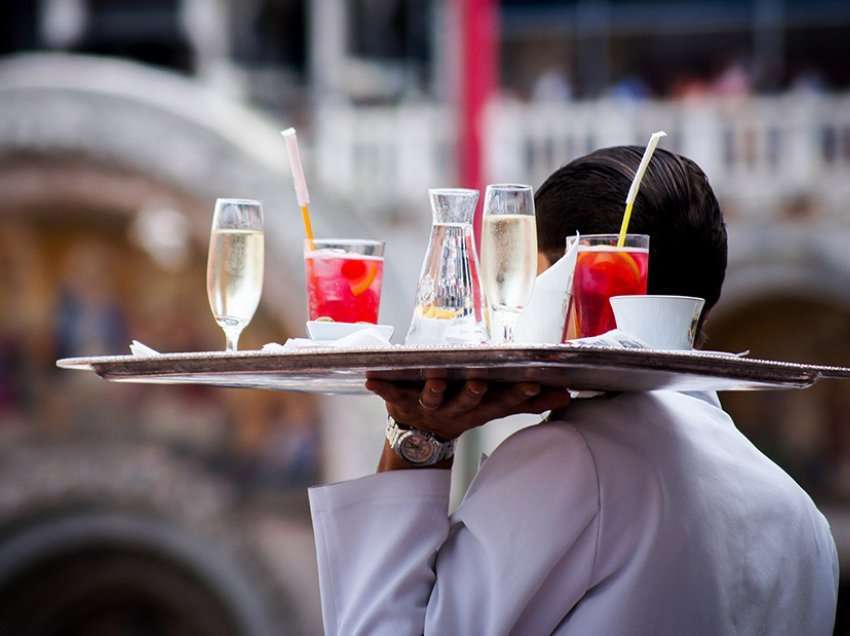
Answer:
[
  {"left": 281, "top": 127, "right": 310, "bottom": 206},
  {"left": 618, "top": 130, "right": 667, "bottom": 247},
  {"left": 280, "top": 127, "right": 314, "bottom": 242}
]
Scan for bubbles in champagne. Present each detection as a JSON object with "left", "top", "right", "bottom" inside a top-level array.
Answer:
[
  {"left": 481, "top": 214, "right": 537, "bottom": 312},
  {"left": 206, "top": 229, "right": 264, "bottom": 328}
]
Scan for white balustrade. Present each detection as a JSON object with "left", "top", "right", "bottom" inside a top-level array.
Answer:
[
  {"left": 312, "top": 94, "right": 850, "bottom": 221},
  {"left": 314, "top": 103, "right": 455, "bottom": 215}
]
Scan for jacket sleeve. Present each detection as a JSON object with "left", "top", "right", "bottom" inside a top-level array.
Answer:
[
  {"left": 309, "top": 469, "right": 452, "bottom": 635},
  {"left": 309, "top": 423, "right": 600, "bottom": 636}
]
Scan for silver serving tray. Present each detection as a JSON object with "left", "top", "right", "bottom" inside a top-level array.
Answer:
[{"left": 56, "top": 345, "right": 850, "bottom": 395}]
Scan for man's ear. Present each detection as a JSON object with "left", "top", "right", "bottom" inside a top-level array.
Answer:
[{"left": 537, "top": 252, "right": 551, "bottom": 275}]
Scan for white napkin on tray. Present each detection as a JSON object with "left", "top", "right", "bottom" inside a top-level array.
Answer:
[
  {"left": 129, "top": 327, "right": 393, "bottom": 357},
  {"left": 513, "top": 233, "right": 580, "bottom": 344},
  {"left": 568, "top": 329, "right": 652, "bottom": 349},
  {"left": 262, "top": 327, "right": 393, "bottom": 352},
  {"left": 129, "top": 340, "right": 161, "bottom": 356},
  {"left": 568, "top": 330, "right": 748, "bottom": 357}
]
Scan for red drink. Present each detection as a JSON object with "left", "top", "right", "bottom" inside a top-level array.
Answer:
[
  {"left": 563, "top": 244, "right": 649, "bottom": 340},
  {"left": 305, "top": 250, "right": 384, "bottom": 323}
]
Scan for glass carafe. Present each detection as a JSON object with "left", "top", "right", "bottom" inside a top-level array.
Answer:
[{"left": 405, "top": 188, "right": 488, "bottom": 345}]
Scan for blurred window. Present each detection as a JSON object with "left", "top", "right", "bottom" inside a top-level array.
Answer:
[
  {"left": 0, "top": 4, "right": 40, "bottom": 53},
  {"left": 73, "top": 0, "right": 193, "bottom": 73},
  {"left": 350, "top": 0, "right": 431, "bottom": 64},
  {"left": 231, "top": 0, "right": 306, "bottom": 72}
]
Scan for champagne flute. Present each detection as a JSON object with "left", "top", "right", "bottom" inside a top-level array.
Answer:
[
  {"left": 206, "top": 198, "right": 264, "bottom": 351},
  {"left": 480, "top": 184, "right": 537, "bottom": 343}
]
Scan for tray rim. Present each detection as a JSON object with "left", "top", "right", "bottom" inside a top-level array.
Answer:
[{"left": 56, "top": 343, "right": 850, "bottom": 385}]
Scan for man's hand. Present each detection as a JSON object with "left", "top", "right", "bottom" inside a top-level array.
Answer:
[{"left": 366, "top": 378, "right": 572, "bottom": 441}]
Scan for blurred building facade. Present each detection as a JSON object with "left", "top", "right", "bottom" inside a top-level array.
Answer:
[
  {"left": 0, "top": 54, "right": 327, "bottom": 635},
  {"left": 1, "top": 0, "right": 850, "bottom": 634}
]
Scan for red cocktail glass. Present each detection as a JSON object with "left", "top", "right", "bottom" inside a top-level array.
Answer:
[
  {"left": 305, "top": 239, "right": 385, "bottom": 324},
  {"left": 562, "top": 233, "right": 650, "bottom": 341}
]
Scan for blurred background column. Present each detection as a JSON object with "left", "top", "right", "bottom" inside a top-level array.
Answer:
[
  {"left": 309, "top": 0, "right": 347, "bottom": 102},
  {"left": 181, "top": 0, "right": 243, "bottom": 97}
]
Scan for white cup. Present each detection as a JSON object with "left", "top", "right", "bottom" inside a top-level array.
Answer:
[{"left": 610, "top": 295, "right": 705, "bottom": 350}]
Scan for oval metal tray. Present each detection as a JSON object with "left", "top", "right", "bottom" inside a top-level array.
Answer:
[{"left": 56, "top": 344, "right": 850, "bottom": 395}]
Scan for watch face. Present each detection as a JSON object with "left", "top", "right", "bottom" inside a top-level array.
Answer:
[{"left": 399, "top": 433, "right": 436, "bottom": 464}]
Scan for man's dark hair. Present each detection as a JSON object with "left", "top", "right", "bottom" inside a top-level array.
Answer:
[{"left": 535, "top": 146, "right": 728, "bottom": 322}]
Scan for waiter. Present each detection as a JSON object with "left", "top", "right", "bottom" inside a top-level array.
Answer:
[{"left": 308, "top": 147, "right": 838, "bottom": 635}]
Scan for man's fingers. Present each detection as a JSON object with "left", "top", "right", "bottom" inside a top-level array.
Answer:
[
  {"left": 500, "top": 383, "right": 541, "bottom": 406},
  {"left": 473, "top": 383, "right": 540, "bottom": 419},
  {"left": 418, "top": 379, "right": 447, "bottom": 411},
  {"left": 366, "top": 379, "right": 566, "bottom": 437},
  {"left": 365, "top": 380, "right": 403, "bottom": 402},
  {"left": 442, "top": 381, "right": 488, "bottom": 415},
  {"left": 366, "top": 380, "right": 420, "bottom": 404}
]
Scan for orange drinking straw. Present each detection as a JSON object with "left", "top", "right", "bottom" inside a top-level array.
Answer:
[
  {"left": 617, "top": 130, "right": 667, "bottom": 247},
  {"left": 299, "top": 204, "right": 315, "bottom": 242},
  {"left": 281, "top": 128, "right": 315, "bottom": 245}
]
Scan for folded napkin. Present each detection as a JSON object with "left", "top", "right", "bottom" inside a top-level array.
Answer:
[
  {"left": 263, "top": 326, "right": 394, "bottom": 352},
  {"left": 568, "top": 330, "right": 748, "bottom": 357},
  {"left": 129, "top": 340, "right": 161, "bottom": 356},
  {"left": 513, "top": 233, "right": 580, "bottom": 344},
  {"left": 568, "top": 329, "right": 652, "bottom": 349},
  {"left": 129, "top": 326, "right": 394, "bottom": 357}
]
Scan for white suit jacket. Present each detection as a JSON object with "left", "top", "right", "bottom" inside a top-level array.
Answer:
[{"left": 309, "top": 391, "right": 838, "bottom": 635}]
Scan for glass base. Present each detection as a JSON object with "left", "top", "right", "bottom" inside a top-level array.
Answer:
[
  {"left": 405, "top": 313, "right": 488, "bottom": 346},
  {"left": 216, "top": 318, "right": 246, "bottom": 352},
  {"left": 488, "top": 309, "right": 521, "bottom": 344}
]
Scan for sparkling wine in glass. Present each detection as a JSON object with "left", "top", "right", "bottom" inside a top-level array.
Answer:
[
  {"left": 480, "top": 184, "right": 537, "bottom": 343},
  {"left": 206, "top": 198, "right": 264, "bottom": 351}
]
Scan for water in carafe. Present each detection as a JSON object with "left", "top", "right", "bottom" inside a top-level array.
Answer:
[{"left": 405, "top": 189, "right": 488, "bottom": 345}]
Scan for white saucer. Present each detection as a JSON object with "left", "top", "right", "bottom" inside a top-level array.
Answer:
[{"left": 306, "top": 321, "right": 394, "bottom": 342}]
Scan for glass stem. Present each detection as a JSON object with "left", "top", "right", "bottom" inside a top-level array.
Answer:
[
  {"left": 224, "top": 326, "right": 241, "bottom": 352},
  {"left": 491, "top": 309, "right": 518, "bottom": 344}
]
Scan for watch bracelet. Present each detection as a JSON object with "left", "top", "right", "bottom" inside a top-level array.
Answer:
[{"left": 385, "top": 416, "right": 455, "bottom": 464}]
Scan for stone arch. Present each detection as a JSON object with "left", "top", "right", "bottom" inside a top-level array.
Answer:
[
  {"left": 0, "top": 52, "right": 408, "bottom": 330},
  {"left": 0, "top": 52, "right": 361, "bottom": 631},
  {"left": 712, "top": 226, "right": 850, "bottom": 326}
]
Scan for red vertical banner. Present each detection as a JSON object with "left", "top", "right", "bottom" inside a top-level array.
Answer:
[{"left": 458, "top": 0, "right": 498, "bottom": 245}]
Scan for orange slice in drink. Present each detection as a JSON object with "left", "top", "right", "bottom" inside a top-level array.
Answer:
[
  {"left": 582, "top": 251, "right": 642, "bottom": 280},
  {"left": 341, "top": 258, "right": 379, "bottom": 296},
  {"left": 617, "top": 252, "right": 642, "bottom": 280},
  {"left": 421, "top": 305, "right": 458, "bottom": 319}
]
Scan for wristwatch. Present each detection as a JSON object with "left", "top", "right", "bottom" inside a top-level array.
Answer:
[{"left": 385, "top": 416, "right": 455, "bottom": 466}]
